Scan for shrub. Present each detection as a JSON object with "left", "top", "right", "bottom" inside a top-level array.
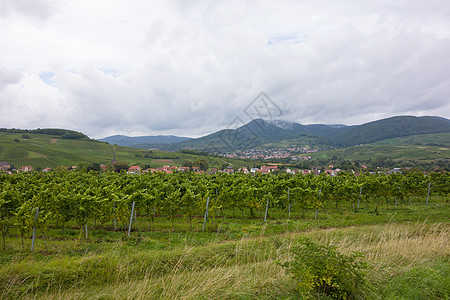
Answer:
[{"left": 282, "top": 237, "right": 370, "bottom": 299}]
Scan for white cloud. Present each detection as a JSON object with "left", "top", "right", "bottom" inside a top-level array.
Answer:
[{"left": 0, "top": 0, "right": 449, "bottom": 138}]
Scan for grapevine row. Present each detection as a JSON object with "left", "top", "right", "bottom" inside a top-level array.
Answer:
[{"left": 0, "top": 170, "right": 448, "bottom": 248}]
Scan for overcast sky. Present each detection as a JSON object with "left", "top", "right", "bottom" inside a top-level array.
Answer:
[{"left": 1, "top": 0, "right": 449, "bottom": 139}]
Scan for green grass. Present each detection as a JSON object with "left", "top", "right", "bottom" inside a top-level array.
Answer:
[
  {"left": 0, "top": 132, "right": 248, "bottom": 170},
  {"left": 0, "top": 198, "right": 448, "bottom": 299},
  {"left": 306, "top": 132, "right": 450, "bottom": 162}
]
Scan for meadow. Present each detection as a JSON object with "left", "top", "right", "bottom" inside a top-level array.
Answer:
[{"left": 0, "top": 198, "right": 448, "bottom": 299}]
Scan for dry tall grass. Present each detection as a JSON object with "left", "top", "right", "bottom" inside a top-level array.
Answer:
[{"left": 15, "top": 221, "right": 447, "bottom": 299}]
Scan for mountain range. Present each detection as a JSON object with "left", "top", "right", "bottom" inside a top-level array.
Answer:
[
  {"left": 99, "top": 116, "right": 450, "bottom": 152},
  {"left": 100, "top": 135, "right": 191, "bottom": 148}
]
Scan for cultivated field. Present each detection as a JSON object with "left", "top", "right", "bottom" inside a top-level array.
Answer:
[{"left": 1, "top": 199, "right": 448, "bottom": 299}]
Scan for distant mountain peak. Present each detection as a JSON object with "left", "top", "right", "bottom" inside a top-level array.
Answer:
[{"left": 265, "top": 119, "right": 298, "bottom": 130}]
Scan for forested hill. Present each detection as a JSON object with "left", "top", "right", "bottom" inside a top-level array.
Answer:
[
  {"left": 137, "top": 115, "right": 450, "bottom": 152},
  {"left": 0, "top": 128, "right": 90, "bottom": 140},
  {"left": 329, "top": 116, "right": 450, "bottom": 147}
]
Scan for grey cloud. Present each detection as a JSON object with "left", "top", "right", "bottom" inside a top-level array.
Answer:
[
  {"left": 0, "top": 68, "right": 22, "bottom": 91},
  {"left": 1, "top": 1, "right": 449, "bottom": 138},
  {"left": 0, "top": 0, "right": 58, "bottom": 20}
]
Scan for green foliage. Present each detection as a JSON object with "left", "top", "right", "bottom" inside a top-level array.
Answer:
[
  {"left": 382, "top": 263, "right": 449, "bottom": 299},
  {"left": 282, "top": 237, "right": 370, "bottom": 299},
  {"left": 87, "top": 162, "right": 101, "bottom": 172},
  {"left": 113, "top": 162, "right": 129, "bottom": 173},
  {"left": 331, "top": 116, "right": 450, "bottom": 147},
  {"left": 182, "top": 159, "right": 193, "bottom": 168},
  {"left": 76, "top": 161, "right": 101, "bottom": 173},
  {"left": 179, "top": 149, "right": 210, "bottom": 156},
  {"left": 0, "top": 128, "right": 90, "bottom": 140},
  {"left": 194, "top": 158, "right": 209, "bottom": 171}
]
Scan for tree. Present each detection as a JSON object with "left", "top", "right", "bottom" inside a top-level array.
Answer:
[
  {"left": 182, "top": 160, "right": 193, "bottom": 168},
  {"left": 194, "top": 159, "right": 209, "bottom": 171},
  {"left": 87, "top": 163, "right": 101, "bottom": 172},
  {"left": 114, "top": 162, "right": 129, "bottom": 173},
  {"left": 77, "top": 161, "right": 91, "bottom": 172}
]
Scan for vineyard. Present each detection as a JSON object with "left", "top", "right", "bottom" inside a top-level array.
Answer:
[
  {"left": 0, "top": 170, "right": 449, "bottom": 299},
  {"left": 0, "top": 170, "right": 448, "bottom": 249}
]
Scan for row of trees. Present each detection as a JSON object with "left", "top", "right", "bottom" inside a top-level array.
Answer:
[
  {"left": 0, "top": 170, "right": 448, "bottom": 248},
  {"left": 181, "top": 158, "right": 209, "bottom": 170}
]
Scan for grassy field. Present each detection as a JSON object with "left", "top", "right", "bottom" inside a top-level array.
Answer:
[
  {"left": 0, "top": 132, "right": 248, "bottom": 170},
  {"left": 306, "top": 132, "right": 450, "bottom": 162},
  {"left": 0, "top": 197, "right": 448, "bottom": 299}
]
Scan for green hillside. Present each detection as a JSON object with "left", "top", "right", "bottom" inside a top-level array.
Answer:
[
  {"left": 259, "top": 133, "right": 334, "bottom": 150},
  {"left": 330, "top": 116, "right": 450, "bottom": 147},
  {"left": 148, "top": 119, "right": 303, "bottom": 152},
  {"left": 0, "top": 131, "right": 248, "bottom": 170},
  {"left": 138, "top": 116, "right": 450, "bottom": 153},
  {"left": 306, "top": 132, "right": 450, "bottom": 162}
]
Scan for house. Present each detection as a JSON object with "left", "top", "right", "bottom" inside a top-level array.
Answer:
[
  {"left": 0, "top": 161, "right": 10, "bottom": 171},
  {"left": 260, "top": 166, "right": 272, "bottom": 173},
  {"left": 261, "top": 165, "right": 278, "bottom": 171},
  {"left": 127, "top": 166, "right": 141, "bottom": 173},
  {"left": 250, "top": 168, "right": 259, "bottom": 173},
  {"left": 240, "top": 167, "right": 249, "bottom": 173},
  {"left": 225, "top": 166, "right": 234, "bottom": 174},
  {"left": 324, "top": 168, "right": 341, "bottom": 176},
  {"left": 42, "top": 167, "right": 52, "bottom": 172},
  {"left": 20, "top": 166, "right": 33, "bottom": 172},
  {"left": 387, "top": 168, "right": 402, "bottom": 175}
]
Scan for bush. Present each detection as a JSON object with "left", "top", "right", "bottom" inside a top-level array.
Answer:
[{"left": 282, "top": 237, "right": 370, "bottom": 299}]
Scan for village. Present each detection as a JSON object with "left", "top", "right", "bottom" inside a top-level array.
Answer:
[
  {"left": 221, "top": 147, "right": 317, "bottom": 160},
  {"left": 1, "top": 160, "right": 408, "bottom": 177}
]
